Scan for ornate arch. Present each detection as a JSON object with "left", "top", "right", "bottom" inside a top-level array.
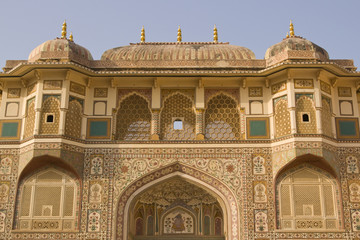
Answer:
[
  {"left": 115, "top": 93, "right": 152, "bottom": 140},
  {"left": 205, "top": 92, "right": 240, "bottom": 140},
  {"left": 160, "top": 92, "right": 196, "bottom": 140},
  {"left": 114, "top": 163, "right": 240, "bottom": 240}
]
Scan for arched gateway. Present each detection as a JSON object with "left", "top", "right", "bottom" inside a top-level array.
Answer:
[{"left": 115, "top": 163, "right": 240, "bottom": 240}]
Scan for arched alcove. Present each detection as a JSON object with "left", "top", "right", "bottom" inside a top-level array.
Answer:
[{"left": 114, "top": 163, "right": 240, "bottom": 240}]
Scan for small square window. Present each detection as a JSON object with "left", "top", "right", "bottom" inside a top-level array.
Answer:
[
  {"left": 301, "top": 113, "right": 310, "bottom": 122},
  {"left": 172, "top": 117, "right": 184, "bottom": 130},
  {"left": 46, "top": 114, "right": 54, "bottom": 123}
]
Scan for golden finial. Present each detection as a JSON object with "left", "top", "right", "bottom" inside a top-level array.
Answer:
[
  {"left": 289, "top": 20, "right": 294, "bottom": 37},
  {"left": 61, "top": 20, "right": 67, "bottom": 39},
  {"left": 213, "top": 25, "right": 218, "bottom": 43},
  {"left": 286, "top": 32, "right": 289, "bottom": 38},
  {"left": 177, "top": 26, "right": 182, "bottom": 43},
  {"left": 141, "top": 26, "right": 145, "bottom": 43},
  {"left": 69, "top": 32, "right": 73, "bottom": 42}
]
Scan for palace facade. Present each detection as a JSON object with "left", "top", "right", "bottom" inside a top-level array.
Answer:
[{"left": 0, "top": 21, "right": 360, "bottom": 240}]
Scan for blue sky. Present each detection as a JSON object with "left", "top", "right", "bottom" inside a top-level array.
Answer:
[{"left": 1, "top": 0, "right": 359, "bottom": 69}]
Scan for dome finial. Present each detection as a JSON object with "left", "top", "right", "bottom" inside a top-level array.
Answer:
[
  {"left": 141, "top": 26, "right": 145, "bottom": 43},
  {"left": 69, "top": 32, "right": 74, "bottom": 42},
  {"left": 177, "top": 26, "right": 182, "bottom": 43},
  {"left": 61, "top": 20, "right": 67, "bottom": 39},
  {"left": 289, "top": 20, "right": 295, "bottom": 37},
  {"left": 213, "top": 24, "right": 218, "bottom": 43},
  {"left": 286, "top": 32, "right": 289, "bottom": 38}
]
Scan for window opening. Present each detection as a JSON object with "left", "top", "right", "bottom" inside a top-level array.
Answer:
[
  {"left": 173, "top": 119, "right": 183, "bottom": 130},
  {"left": 46, "top": 114, "right": 54, "bottom": 123},
  {"left": 302, "top": 113, "right": 309, "bottom": 122}
]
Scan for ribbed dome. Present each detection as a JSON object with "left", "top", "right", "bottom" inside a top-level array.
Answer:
[
  {"left": 101, "top": 42, "right": 256, "bottom": 68},
  {"left": 265, "top": 36, "right": 329, "bottom": 66},
  {"left": 28, "top": 38, "right": 93, "bottom": 65}
]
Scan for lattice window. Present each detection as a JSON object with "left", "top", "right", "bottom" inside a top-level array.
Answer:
[
  {"left": 296, "top": 96, "right": 317, "bottom": 134},
  {"left": 18, "top": 168, "right": 78, "bottom": 231},
  {"left": 274, "top": 98, "right": 291, "bottom": 137},
  {"left": 65, "top": 100, "right": 82, "bottom": 138},
  {"left": 277, "top": 166, "right": 339, "bottom": 230},
  {"left": 160, "top": 93, "right": 195, "bottom": 140},
  {"left": 116, "top": 94, "right": 151, "bottom": 140},
  {"left": 24, "top": 99, "right": 36, "bottom": 139},
  {"left": 205, "top": 94, "right": 240, "bottom": 140},
  {"left": 39, "top": 96, "right": 60, "bottom": 135}
]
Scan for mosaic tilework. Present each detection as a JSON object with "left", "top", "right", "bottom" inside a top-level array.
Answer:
[
  {"left": 274, "top": 97, "right": 291, "bottom": 137},
  {"left": 321, "top": 97, "right": 333, "bottom": 137},
  {"left": 2, "top": 144, "right": 360, "bottom": 240},
  {"left": 39, "top": 96, "right": 60, "bottom": 135},
  {"left": 24, "top": 98, "right": 35, "bottom": 139},
  {"left": 295, "top": 95, "right": 317, "bottom": 134},
  {"left": 160, "top": 92, "right": 195, "bottom": 140},
  {"left": 65, "top": 99, "right": 83, "bottom": 138}
]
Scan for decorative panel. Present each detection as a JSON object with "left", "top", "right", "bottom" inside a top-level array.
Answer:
[
  {"left": 320, "top": 81, "right": 331, "bottom": 94},
  {"left": 27, "top": 82, "right": 37, "bottom": 95},
  {"left": 87, "top": 118, "right": 111, "bottom": 139},
  {"left": 336, "top": 118, "right": 360, "bottom": 139},
  {"left": 70, "top": 81, "right": 86, "bottom": 96},
  {"left": 94, "top": 88, "right": 108, "bottom": 98},
  {"left": 340, "top": 100, "right": 353, "bottom": 115},
  {"left": 294, "top": 79, "right": 314, "bottom": 89},
  {"left": 5, "top": 102, "right": 19, "bottom": 117},
  {"left": 338, "top": 87, "right": 352, "bottom": 97},
  {"left": 43, "top": 80, "right": 62, "bottom": 90},
  {"left": 271, "top": 81, "right": 286, "bottom": 94},
  {"left": 250, "top": 100, "right": 263, "bottom": 114},
  {"left": 249, "top": 87, "right": 263, "bottom": 97},
  {"left": 0, "top": 120, "right": 21, "bottom": 139},
  {"left": 246, "top": 117, "right": 269, "bottom": 139},
  {"left": 94, "top": 101, "right": 107, "bottom": 115},
  {"left": 7, "top": 88, "right": 21, "bottom": 98}
]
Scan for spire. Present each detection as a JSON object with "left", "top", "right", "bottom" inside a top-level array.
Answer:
[
  {"left": 61, "top": 20, "right": 67, "bottom": 39},
  {"left": 69, "top": 32, "right": 74, "bottom": 42},
  {"left": 289, "top": 20, "right": 294, "bottom": 37},
  {"left": 213, "top": 25, "right": 218, "bottom": 43},
  {"left": 177, "top": 26, "right": 182, "bottom": 42},
  {"left": 141, "top": 26, "right": 145, "bottom": 43}
]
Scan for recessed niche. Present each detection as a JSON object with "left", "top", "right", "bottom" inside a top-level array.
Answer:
[{"left": 302, "top": 113, "right": 310, "bottom": 122}]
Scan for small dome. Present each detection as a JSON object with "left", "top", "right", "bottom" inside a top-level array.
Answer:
[
  {"left": 28, "top": 38, "right": 93, "bottom": 66},
  {"left": 265, "top": 36, "right": 329, "bottom": 66},
  {"left": 101, "top": 42, "right": 256, "bottom": 68}
]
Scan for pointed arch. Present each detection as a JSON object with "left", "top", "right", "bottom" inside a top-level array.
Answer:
[
  {"left": 274, "top": 154, "right": 342, "bottom": 231},
  {"left": 205, "top": 93, "right": 240, "bottom": 140},
  {"left": 115, "top": 93, "right": 151, "bottom": 140},
  {"left": 160, "top": 92, "right": 196, "bottom": 140},
  {"left": 114, "top": 163, "right": 239, "bottom": 240},
  {"left": 14, "top": 156, "right": 81, "bottom": 231}
]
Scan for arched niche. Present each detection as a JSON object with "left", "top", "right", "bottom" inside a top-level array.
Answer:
[{"left": 114, "top": 163, "right": 239, "bottom": 240}]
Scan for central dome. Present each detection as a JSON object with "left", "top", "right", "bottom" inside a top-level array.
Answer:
[{"left": 101, "top": 42, "right": 256, "bottom": 68}]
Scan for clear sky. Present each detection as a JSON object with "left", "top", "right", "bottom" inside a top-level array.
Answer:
[{"left": 1, "top": 0, "right": 360, "bottom": 70}]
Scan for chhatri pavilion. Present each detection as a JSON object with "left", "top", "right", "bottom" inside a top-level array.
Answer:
[{"left": 0, "top": 21, "right": 360, "bottom": 240}]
